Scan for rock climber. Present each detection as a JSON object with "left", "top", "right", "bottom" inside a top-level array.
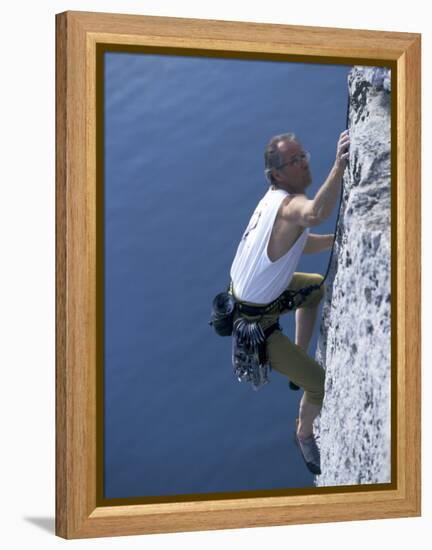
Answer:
[{"left": 229, "top": 129, "right": 350, "bottom": 474}]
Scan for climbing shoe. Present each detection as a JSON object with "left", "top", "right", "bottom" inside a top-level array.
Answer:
[{"left": 294, "top": 419, "right": 321, "bottom": 475}]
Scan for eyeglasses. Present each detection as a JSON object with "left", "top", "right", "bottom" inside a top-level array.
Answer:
[{"left": 277, "top": 151, "right": 311, "bottom": 169}]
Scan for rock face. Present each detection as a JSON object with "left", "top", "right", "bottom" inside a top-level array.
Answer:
[{"left": 315, "top": 66, "right": 391, "bottom": 486}]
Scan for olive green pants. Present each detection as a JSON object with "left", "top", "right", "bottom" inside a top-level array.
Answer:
[{"left": 235, "top": 273, "right": 326, "bottom": 406}]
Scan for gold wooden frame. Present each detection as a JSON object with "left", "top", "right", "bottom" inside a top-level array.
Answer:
[{"left": 55, "top": 10, "right": 421, "bottom": 539}]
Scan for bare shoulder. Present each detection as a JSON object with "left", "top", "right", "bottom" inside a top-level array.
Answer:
[
  {"left": 281, "top": 194, "right": 310, "bottom": 218},
  {"left": 280, "top": 194, "right": 320, "bottom": 227}
]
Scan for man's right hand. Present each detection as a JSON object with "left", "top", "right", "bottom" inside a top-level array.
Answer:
[{"left": 335, "top": 129, "right": 350, "bottom": 170}]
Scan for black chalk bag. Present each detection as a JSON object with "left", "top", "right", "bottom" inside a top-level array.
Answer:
[{"left": 209, "top": 291, "right": 236, "bottom": 336}]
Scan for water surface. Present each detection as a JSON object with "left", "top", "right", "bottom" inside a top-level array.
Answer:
[{"left": 104, "top": 51, "right": 351, "bottom": 498}]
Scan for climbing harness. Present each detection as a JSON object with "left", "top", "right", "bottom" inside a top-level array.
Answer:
[
  {"left": 209, "top": 275, "right": 323, "bottom": 338},
  {"left": 210, "top": 95, "right": 350, "bottom": 390},
  {"left": 210, "top": 281, "right": 324, "bottom": 390}
]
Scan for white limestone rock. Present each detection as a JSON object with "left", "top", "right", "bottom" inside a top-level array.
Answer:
[{"left": 315, "top": 66, "right": 391, "bottom": 486}]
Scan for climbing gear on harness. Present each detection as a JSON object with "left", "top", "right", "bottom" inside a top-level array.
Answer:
[
  {"left": 232, "top": 318, "right": 280, "bottom": 391},
  {"left": 209, "top": 283, "right": 323, "bottom": 390}
]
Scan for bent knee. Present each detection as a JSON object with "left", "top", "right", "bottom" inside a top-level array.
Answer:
[
  {"left": 304, "top": 274, "right": 325, "bottom": 308},
  {"left": 312, "top": 273, "right": 324, "bottom": 288}
]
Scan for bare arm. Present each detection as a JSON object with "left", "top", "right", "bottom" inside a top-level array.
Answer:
[
  {"left": 283, "top": 130, "right": 350, "bottom": 227},
  {"left": 303, "top": 233, "right": 334, "bottom": 254}
]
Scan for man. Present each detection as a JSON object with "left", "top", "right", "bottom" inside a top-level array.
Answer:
[{"left": 229, "top": 129, "right": 350, "bottom": 475}]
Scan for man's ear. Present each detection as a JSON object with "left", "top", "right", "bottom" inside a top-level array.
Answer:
[{"left": 272, "top": 169, "right": 282, "bottom": 182}]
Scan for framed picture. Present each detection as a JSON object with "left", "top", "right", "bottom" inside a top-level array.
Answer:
[{"left": 55, "top": 11, "right": 421, "bottom": 539}]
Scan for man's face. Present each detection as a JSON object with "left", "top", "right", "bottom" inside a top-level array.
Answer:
[{"left": 272, "top": 139, "right": 312, "bottom": 192}]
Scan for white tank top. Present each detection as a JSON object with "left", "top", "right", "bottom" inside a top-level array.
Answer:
[{"left": 230, "top": 187, "right": 310, "bottom": 304}]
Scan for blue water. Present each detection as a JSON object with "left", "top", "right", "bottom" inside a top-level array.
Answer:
[{"left": 104, "top": 51, "right": 351, "bottom": 499}]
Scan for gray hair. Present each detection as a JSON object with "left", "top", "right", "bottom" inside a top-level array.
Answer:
[{"left": 264, "top": 132, "right": 297, "bottom": 185}]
